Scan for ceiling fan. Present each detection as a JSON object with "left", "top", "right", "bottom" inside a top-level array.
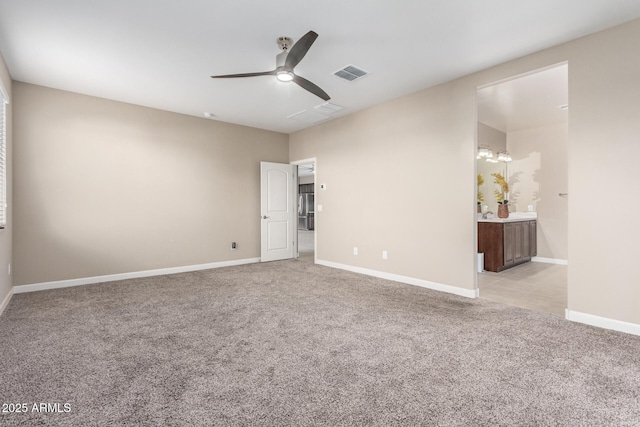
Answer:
[{"left": 211, "top": 30, "right": 330, "bottom": 101}]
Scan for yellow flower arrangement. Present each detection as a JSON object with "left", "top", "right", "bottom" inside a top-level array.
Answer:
[
  {"left": 477, "top": 173, "right": 485, "bottom": 203},
  {"left": 491, "top": 172, "right": 509, "bottom": 204}
]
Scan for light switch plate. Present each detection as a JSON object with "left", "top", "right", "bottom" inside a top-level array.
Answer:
[{"left": 317, "top": 204, "right": 323, "bottom": 212}]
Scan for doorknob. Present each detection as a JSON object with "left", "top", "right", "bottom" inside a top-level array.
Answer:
[{"left": 262, "top": 215, "right": 270, "bottom": 219}]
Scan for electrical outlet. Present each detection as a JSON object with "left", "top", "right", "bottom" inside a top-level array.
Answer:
[
  {"left": 231, "top": 242, "right": 237, "bottom": 250},
  {"left": 382, "top": 250, "right": 388, "bottom": 260},
  {"left": 353, "top": 247, "right": 358, "bottom": 255}
]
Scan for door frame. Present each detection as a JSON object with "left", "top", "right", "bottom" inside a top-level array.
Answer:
[
  {"left": 474, "top": 62, "right": 569, "bottom": 311},
  {"left": 291, "top": 157, "right": 317, "bottom": 264}
]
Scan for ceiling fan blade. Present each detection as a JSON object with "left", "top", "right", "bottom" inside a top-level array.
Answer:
[
  {"left": 285, "top": 31, "right": 318, "bottom": 69},
  {"left": 211, "top": 70, "right": 276, "bottom": 78},
  {"left": 293, "top": 75, "right": 330, "bottom": 101}
]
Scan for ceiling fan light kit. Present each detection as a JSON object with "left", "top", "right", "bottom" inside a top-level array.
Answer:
[
  {"left": 276, "top": 70, "right": 294, "bottom": 82},
  {"left": 211, "top": 30, "right": 330, "bottom": 101}
]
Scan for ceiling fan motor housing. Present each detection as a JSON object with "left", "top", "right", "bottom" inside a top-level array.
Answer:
[
  {"left": 275, "top": 37, "right": 293, "bottom": 71},
  {"left": 276, "top": 36, "right": 293, "bottom": 51}
]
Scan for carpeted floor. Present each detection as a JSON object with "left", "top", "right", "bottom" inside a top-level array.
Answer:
[{"left": 1, "top": 259, "right": 639, "bottom": 426}]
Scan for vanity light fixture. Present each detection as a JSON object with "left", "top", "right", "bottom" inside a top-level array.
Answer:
[
  {"left": 497, "top": 151, "right": 512, "bottom": 162},
  {"left": 477, "top": 146, "right": 494, "bottom": 159},
  {"left": 478, "top": 146, "right": 511, "bottom": 162}
]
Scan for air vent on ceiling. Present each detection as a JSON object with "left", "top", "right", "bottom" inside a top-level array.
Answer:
[
  {"left": 333, "top": 65, "right": 368, "bottom": 81},
  {"left": 287, "top": 109, "right": 330, "bottom": 124},
  {"left": 315, "top": 102, "right": 344, "bottom": 114}
]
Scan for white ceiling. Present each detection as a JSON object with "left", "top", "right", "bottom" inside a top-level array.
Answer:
[
  {"left": 0, "top": 1, "right": 638, "bottom": 134},
  {"left": 478, "top": 63, "right": 568, "bottom": 133}
]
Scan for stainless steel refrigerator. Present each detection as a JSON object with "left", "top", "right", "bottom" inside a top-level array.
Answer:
[{"left": 298, "top": 193, "right": 315, "bottom": 230}]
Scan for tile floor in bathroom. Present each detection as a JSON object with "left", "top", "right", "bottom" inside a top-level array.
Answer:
[{"left": 478, "top": 261, "right": 567, "bottom": 316}]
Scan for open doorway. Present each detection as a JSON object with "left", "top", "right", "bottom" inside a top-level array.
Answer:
[
  {"left": 294, "top": 159, "right": 316, "bottom": 263},
  {"left": 475, "top": 63, "right": 568, "bottom": 316}
]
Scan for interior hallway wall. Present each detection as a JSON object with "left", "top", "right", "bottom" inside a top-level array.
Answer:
[
  {"left": 13, "top": 83, "right": 288, "bottom": 285},
  {"left": 291, "top": 82, "right": 477, "bottom": 291}
]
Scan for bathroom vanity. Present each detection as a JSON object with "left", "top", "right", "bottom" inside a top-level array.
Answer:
[{"left": 478, "top": 215, "right": 537, "bottom": 272}]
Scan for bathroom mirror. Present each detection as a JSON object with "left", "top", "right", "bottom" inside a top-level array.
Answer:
[
  {"left": 477, "top": 122, "right": 510, "bottom": 214},
  {"left": 477, "top": 159, "right": 508, "bottom": 214}
]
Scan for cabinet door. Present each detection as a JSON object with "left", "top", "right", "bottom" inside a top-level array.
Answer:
[
  {"left": 513, "top": 222, "right": 524, "bottom": 264},
  {"left": 522, "top": 221, "right": 531, "bottom": 262},
  {"left": 503, "top": 223, "right": 515, "bottom": 267},
  {"left": 478, "top": 222, "right": 505, "bottom": 272},
  {"left": 530, "top": 221, "right": 537, "bottom": 257}
]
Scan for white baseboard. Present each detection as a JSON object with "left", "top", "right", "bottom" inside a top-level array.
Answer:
[
  {"left": 0, "top": 287, "right": 13, "bottom": 317},
  {"left": 317, "top": 259, "right": 478, "bottom": 299},
  {"left": 12, "top": 258, "right": 261, "bottom": 294},
  {"left": 566, "top": 309, "right": 640, "bottom": 336},
  {"left": 532, "top": 257, "right": 568, "bottom": 265}
]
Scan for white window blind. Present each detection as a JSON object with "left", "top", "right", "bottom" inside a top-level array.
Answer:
[{"left": 0, "top": 92, "right": 6, "bottom": 228}]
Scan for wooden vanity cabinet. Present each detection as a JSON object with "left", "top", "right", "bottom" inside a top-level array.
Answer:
[{"left": 478, "top": 220, "right": 537, "bottom": 272}]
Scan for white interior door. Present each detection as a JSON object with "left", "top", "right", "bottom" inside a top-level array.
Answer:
[{"left": 260, "top": 161, "right": 296, "bottom": 262}]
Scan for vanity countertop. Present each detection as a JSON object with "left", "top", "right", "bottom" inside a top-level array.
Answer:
[{"left": 477, "top": 212, "right": 537, "bottom": 223}]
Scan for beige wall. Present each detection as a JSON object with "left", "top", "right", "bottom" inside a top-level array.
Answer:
[
  {"left": 291, "top": 19, "right": 640, "bottom": 325},
  {"left": 291, "top": 82, "right": 477, "bottom": 290},
  {"left": 567, "top": 20, "right": 640, "bottom": 324},
  {"left": 0, "top": 52, "right": 12, "bottom": 307},
  {"left": 13, "top": 83, "right": 288, "bottom": 285},
  {"left": 508, "top": 123, "right": 568, "bottom": 260}
]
